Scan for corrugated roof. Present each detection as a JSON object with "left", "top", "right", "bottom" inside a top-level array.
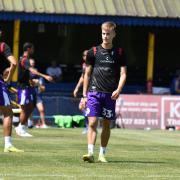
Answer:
[{"left": 0, "top": 0, "right": 180, "bottom": 19}]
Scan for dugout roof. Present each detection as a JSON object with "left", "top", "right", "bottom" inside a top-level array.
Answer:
[{"left": 0, "top": 0, "right": 180, "bottom": 27}]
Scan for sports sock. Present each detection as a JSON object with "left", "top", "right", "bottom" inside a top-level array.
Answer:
[
  {"left": 19, "top": 123, "right": 26, "bottom": 130},
  {"left": 4, "top": 136, "right": 12, "bottom": 148},
  {"left": 28, "top": 119, "right": 33, "bottom": 127},
  {"left": 88, "top": 144, "right": 94, "bottom": 155},
  {"left": 99, "top": 146, "right": 106, "bottom": 155}
]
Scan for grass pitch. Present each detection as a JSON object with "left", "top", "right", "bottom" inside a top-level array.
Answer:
[{"left": 0, "top": 127, "right": 180, "bottom": 180}]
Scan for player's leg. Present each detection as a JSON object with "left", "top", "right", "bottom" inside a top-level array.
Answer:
[
  {"left": 1, "top": 106, "right": 13, "bottom": 136},
  {"left": 83, "top": 116, "right": 98, "bottom": 163},
  {"left": 15, "top": 102, "right": 34, "bottom": 137},
  {"left": 20, "top": 103, "right": 34, "bottom": 124},
  {"left": 87, "top": 116, "right": 98, "bottom": 153},
  {"left": 36, "top": 101, "right": 47, "bottom": 128},
  {"left": 82, "top": 115, "right": 88, "bottom": 134},
  {"left": 16, "top": 87, "right": 35, "bottom": 137},
  {"left": 0, "top": 82, "right": 23, "bottom": 152},
  {"left": 1, "top": 106, "right": 24, "bottom": 152},
  {"left": 98, "top": 93, "right": 116, "bottom": 162},
  {"left": 82, "top": 91, "right": 101, "bottom": 163},
  {"left": 27, "top": 114, "right": 34, "bottom": 128},
  {"left": 98, "top": 118, "right": 110, "bottom": 162}
]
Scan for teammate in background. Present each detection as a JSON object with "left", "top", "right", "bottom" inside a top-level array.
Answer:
[
  {"left": 82, "top": 21, "right": 127, "bottom": 163},
  {"left": 29, "top": 58, "right": 48, "bottom": 128},
  {"left": 0, "top": 28, "right": 23, "bottom": 152},
  {"left": 15, "top": 42, "right": 53, "bottom": 137},
  {"left": 170, "top": 70, "right": 180, "bottom": 95},
  {"left": 73, "top": 50, "right": 88, "bottom": 134}
]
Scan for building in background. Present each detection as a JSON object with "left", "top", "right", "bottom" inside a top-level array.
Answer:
[{"left": 0, "top": 0, "right": 180, "bottom": 89}]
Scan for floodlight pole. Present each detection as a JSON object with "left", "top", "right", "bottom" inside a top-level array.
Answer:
[
  {"left": 146, "top": 32, "right": 155, "bottom": 94},
  {"left": 12, "top": 19, "right": 21, "bottom": 82}
]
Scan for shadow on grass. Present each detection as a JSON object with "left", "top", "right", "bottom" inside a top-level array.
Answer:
[{"left": 108, "top": 160, "right": 165, "bottom": 164}]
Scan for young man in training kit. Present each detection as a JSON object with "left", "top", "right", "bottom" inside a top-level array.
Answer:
[
  {"left": 15, "top": 42, "right": 53, "bottom": 137},
  {"left": 82, "top": 21, "right": 127, "bottom": 163},
  {"left": 0, "top": 28, "right": 23, "bottom": 152}
]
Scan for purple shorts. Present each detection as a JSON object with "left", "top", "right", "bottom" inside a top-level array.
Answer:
[
  {"left": 0, "top": 80, "right": 11, "bottom": 106},
  {"left": 18, "top": 86, "right": 36, "bottom": 106},
  {"left": 86, "top": 91, "right": 116, "bottom": 120}
]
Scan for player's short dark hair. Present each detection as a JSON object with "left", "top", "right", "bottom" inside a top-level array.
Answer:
[{"left": 23, "top": 42, "right": 34, "bottom": 51}]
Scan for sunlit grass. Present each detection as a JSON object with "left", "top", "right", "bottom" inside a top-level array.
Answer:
[{"left": 1, "top": 127, "right": 180, "bottom": 180}]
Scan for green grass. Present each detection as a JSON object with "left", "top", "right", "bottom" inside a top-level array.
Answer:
[{"left": 1, "top": 127, "right": 180, "bottom": 180}]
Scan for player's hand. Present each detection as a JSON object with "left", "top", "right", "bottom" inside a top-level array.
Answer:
[
  {"left": 3, "top": 78, "right": 10, "bottom": 83},
  {"left": 81, "top": 97, "right": 87, "bottom": 110},
  {"left": 73, "top": 88, "right": 78, "bottom": 97},
  {"left": 111, "top": 89, "right": 120, "bottom": 100},
  {"left": 78, "top": 98, "right": 85, "bottom": 111},
  {"left": 45, "top": 75, "right": 53, "bottom": 82}
]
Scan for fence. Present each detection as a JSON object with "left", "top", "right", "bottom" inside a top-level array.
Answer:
[{"left": 32, "top": 96, "right": 82, "bottom": 125}]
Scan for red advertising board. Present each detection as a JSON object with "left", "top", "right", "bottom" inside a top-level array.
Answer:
[
  {"left": 116, "top": 95, "right": 180, "bottom": 129},
  {"left": 161, "top": 96, "right": 180, "bottom": 129}
]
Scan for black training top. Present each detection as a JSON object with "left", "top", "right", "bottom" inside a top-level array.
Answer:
[
  {"left": 17, "top": 55, "right": 31, "bottom": 87},
  {"left": 0, "top": 42, "right": 12, "bottom": 78},
  {"left": 86, "top": 45, "right": 127, "bottom": 93}
]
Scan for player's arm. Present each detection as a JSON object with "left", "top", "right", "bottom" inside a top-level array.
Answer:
[
  {"left": 5, "top": 56, "right": 17, "bottom": 83},
  {"left": 111, "top": 66, "right": 127, "bottom": 100},
  {"left": 3, "top": 43, "right": 17, "bottom": 83},
  {"left": 3, "top": 68, "right": 18, "bottom": 93},
  {"left": 83, "top": 64, "right": 92, "bottom": 97},
  {"left": 82, "top": 48, "right": 94, "bottom": 98},
  {"left": 81, "top": 65, "right": 92, "bottom": 109},
  {"left": 29, "top": 67, "right": 53, "bottom": 82},
  {"left": 73, "top": 74, "right": 84, "bottom": 97},
  {"left": 118, "top": 66, "right": 127, "bottom": 92}
]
